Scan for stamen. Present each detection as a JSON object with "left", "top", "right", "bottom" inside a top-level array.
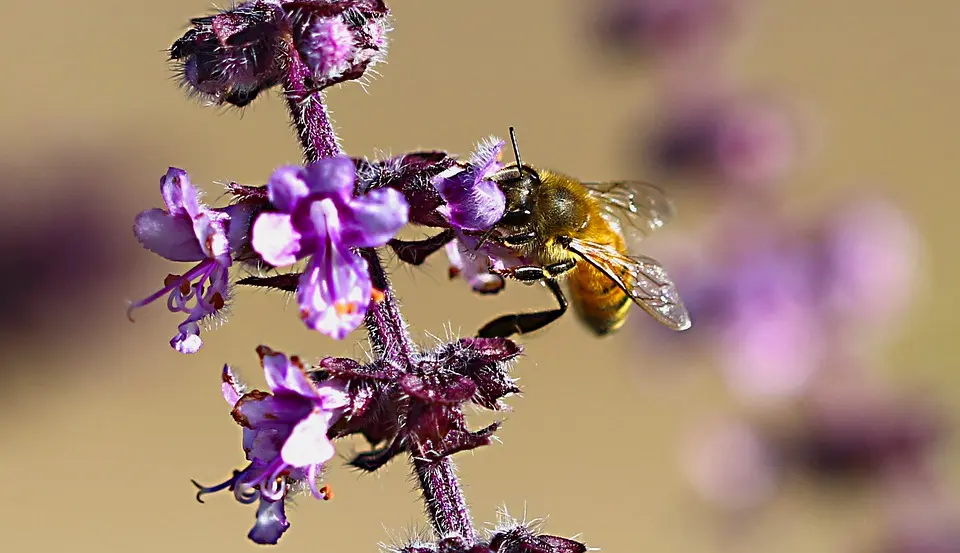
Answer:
[
  {"left": 370, "top": 288, "right": 385, "bottom": 303},
  {"left": 164, "top": 273, "right": 183, "bottom": 288},
  {"left": 334, "top": 300, "right": 357, "bottom": 316},
  {"left": 191, "top": 469, "right": 243, "bottom": 503},
  {"left": 319, "top": 484, "right": 334, "bottom": 501},
  {"left": 210, "top": 292, "right": 225, "bottom": 310},
  {"left": 235, "top": 484, "right": 261, "bottom": 504}
]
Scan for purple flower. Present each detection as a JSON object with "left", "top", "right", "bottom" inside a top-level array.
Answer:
[
  {"left": 593, "top": 0, "right": 742, "bottom": 61},
  {"left": 169, "top": 1, "right": 286, "bottom": 107},
  {"left": 251, "top": 156, "right": 408, "bottom": 339},
  {"left": 444, "top": 235, "right": 523, "bottom": 295},
  {"left": 683, "top": 417, "right": 781, "bottom": 511},
  {"left": 644, "top": 91, "right": 800, "bottom": 190},
  {"left": 292, "top": 1, "right": 391, "bottom": 89},
  {"left": 434, "top": 138, "right": 507, "bottom": 232},
  {"left": 635, "top": 197, "right": 917, "bottom": 399},
  {"left": 194, "top": 347, "right": 350, "bottom": 545},
  {"left": 129, "top": 168, "right": 254, "bottom": 353},
  {"left": 303, "top": 17, "right": 358, "bottom": 81}
]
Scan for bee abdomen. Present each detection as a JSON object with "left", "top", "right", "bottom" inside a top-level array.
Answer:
[{"left": 570, "top": 265, "right": 631, "bottom": 336}]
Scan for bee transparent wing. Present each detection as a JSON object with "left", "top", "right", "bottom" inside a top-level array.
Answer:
[
  {"left": 582, "top": 181, "right": 675, "bottom": 237},
  {"left": 567, "top": 238, "right": 691, "bottom": 331}
]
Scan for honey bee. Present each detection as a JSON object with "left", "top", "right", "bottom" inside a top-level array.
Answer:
[{"left": 472, "top": 128, "right": 691, "bottom": 338}]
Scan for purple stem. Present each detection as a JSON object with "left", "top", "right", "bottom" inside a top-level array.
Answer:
[
  {"left": 280, "top": 43, "right": 476, "bottom": 544},
  {"left": 282, "top": 46, "right": 342, "bottom": 163}
]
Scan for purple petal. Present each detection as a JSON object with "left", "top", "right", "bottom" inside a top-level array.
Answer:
[
  {"left": 234, "top": 393, "right": 309, "bottom": 429},
  {"left": 314, "top": 380, "right": 350, "bottom": 411},
  {"left": 133, "top": 208, "right": 205, "bottom": 262},
  {"left": 340, "top": 188, "right": 410, "bottom": 247},
  {"left": 297, "top": 245, "right": 371, "bottom": 340},
  {"left": 243, "top": 426, "right": 284, "bottom": 463},
  {"left": 260, "top": 348, "right": 318, "bottom": 399},
  {"left": 445, "top": 177, "right": 506, "bottom": 231},
  {"left": 222, "top": 365, "right": 243, "bottom": 406},
  {"left": 467, "top": 137, "right": 505, "bottom": 178},
  {"left": 267, "top": 166, "right": 310, "bottom": 212},
  {"left": 251, "top": 212, "right": 302, "bottom": 266},
  {"left": 304, "top": 156, "right": 356, "bottom": 199},
  {"left": 247, "top": 497, "right": 290, "bottom": 545},
  {"left": 160, "top": 168, "right": 191, "bottom": 215},
  {"left": 445, "top": 240, "right": 505, "bottom": 294},
  {"left": 280, "top": 410, "right": 336, "bottom": 467},
  {"left": 171, "top": 321, "right": 202, "bottom": 354},
  {"left": 192, "top": 211, "right": 230, "bottom": 264}
]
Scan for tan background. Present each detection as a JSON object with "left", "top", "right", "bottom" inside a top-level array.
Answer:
[{"left": 2, "top": 1, "right": 958, "bottom": 552}]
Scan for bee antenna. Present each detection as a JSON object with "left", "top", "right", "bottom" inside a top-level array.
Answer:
[{"left": 508, "top": 126, "right": 523, "bottom": 171}]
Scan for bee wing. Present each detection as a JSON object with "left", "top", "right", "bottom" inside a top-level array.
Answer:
[
  {"left": 567, "top": 237, "right": 692, "bottom": 331},
  {"left": 582, "top": 181, "right": 675, "bottom": 238}
]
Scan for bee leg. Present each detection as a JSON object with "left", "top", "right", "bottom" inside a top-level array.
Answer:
[
  {"left": 477, "top": 279, "right": 569, "bottom": 338},
  {"left": 497, "top": 231, "right": 537, "bottom": 248},
  {"left": 388, "top": 229, "right": 456, "bottom": 265}
]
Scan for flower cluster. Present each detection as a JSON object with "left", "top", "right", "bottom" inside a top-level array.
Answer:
[
  {"left": 322, "top": 336, "right": 522, "bottom": 469},
  {"left": 169, "top": 0, "right": 390, "bottom": 107},
  {"left": 645, "top": 198, "right": 919, "bottom": 399},
  {"left": 135, "top": 1, "right": 593, "bottom": 550}
]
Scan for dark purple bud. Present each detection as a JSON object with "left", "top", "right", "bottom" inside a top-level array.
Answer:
[
  {"left": 789, "top": 393, "right": 946, "bottom": 482},
  {"left": 320, "top": 357, "right": 402, "bottom": 380},
  {"left": 489, "top": 525, "right": 588, "bottom": 553},
  {"left": 592, "top": 0, "right": 741, "bottom": 61},
  {"left": 642, "top": 91, "right": 799, "bottom": 190},
  {"left": 170, "top": 2, "right": 286, "bottom": 107},
  {"left": 407, "top": 404, "right": 500, "bottom": 460},
  {"left": 356, "top": 152, "right": 457, "bottom": 227},
  {"left": 348, "top": 435, "right": 406, "bottom": 472},
  {"left": 225, "top": 181, "right": 269, "bottom": 202},
  {"left": 389, "top": 229, "right": 457, "bottom": 266},
  {"left": 437, "top": 535, "right": 474, "bottom": 553},
  {"left": 441, "top": 338, "right": 523, "bottom": 410},
  {"left": 237, "top": 272, "right": 301, "bottom": 292},
  {"left": 400, "top": 371, "right": 479, "bottom": 405},
  {"left": 290, "top": 0, "right": 391, "bottom": 90}
]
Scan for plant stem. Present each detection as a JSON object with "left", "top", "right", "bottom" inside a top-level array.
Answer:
[
  {"left": 282, "top": 46, "right": 341, "bottom": 163},
  {"left": 411, "top": 453, "right": 478, "bottom": 542},
  {"left": 280, "top": 43, "right": 476, "bottom": 545}
]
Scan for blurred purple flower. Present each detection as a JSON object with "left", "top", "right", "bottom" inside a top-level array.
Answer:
[
  {"left": 434, "top": 138, "right": 507, "bottom": 232},
  {"left": 683, "top": 417, "right": 781, "bottom": 511},
  {"left": 790, "top": 385, "right": 945, "bottom": 483},
  {"left": 639, "top": 198, "right": 919, "bottom": 399},
  {"left": 593, "top": 0, "right": 742, "bottom": 61},
  {"left": 251, "top": 156, "right": 408, "bottom": 339},
  {"left": 817, "top": 195, "right": 921, "bottom": 330},
  {"left": 643, "top": 91, "right": 799, "bottom": 190},
  {"left": 129, "top": 168, "right": 254, "bottom": 353},
  {"left": 684, "top": 386, "right": 945, "bottom": 512},
  {"left": 194, "top": 346, "right": 350, "bottom": 545}
]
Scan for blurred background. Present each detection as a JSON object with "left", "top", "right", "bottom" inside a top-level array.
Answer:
[{"left": 2, "top": 0, "right": 958, "bottom": 551}]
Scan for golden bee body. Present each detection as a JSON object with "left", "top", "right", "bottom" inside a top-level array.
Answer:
[{"left": 476, "top": 163, "right": 690, "bottom": 338}]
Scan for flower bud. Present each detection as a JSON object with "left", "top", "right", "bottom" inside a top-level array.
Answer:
[
  {"left": 170, "top": 2, "right": 286, "bottom": 107},
  {"left": 292, "top": 0, "right": 391, "bottom": 90}
]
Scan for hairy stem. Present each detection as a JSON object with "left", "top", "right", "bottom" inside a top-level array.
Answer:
[
  {"left": 280, "top": 45, "right": 476, "bottom": 544},
  {"left": 282, "top": 45, "right": 341, "bottom": 163},
  {"left": 411, "top": 454, "right": 477, "bottom": 542}
]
